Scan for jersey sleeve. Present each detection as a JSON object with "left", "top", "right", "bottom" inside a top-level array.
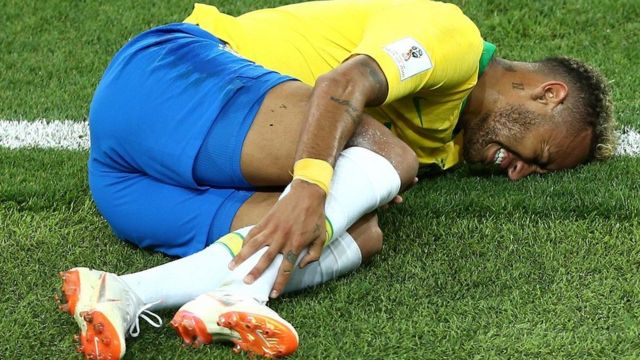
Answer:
[{"left": 352, "top": 1, "right": 484, "bottom": 104}]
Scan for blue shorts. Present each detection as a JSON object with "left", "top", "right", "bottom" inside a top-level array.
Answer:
[{"left": 88, "top": 23, "right": 294, "bottom": 257}]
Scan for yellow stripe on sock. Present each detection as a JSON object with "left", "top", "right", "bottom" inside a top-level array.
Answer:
[
  {"left": 217, "top": 232, "right": 245, "bottom": 256},
  {"left": 218, "top": 221, "right": 331, "bottom": 256},
  {"left": 324, "top": 217, "right": 334, "bottom": 247}
]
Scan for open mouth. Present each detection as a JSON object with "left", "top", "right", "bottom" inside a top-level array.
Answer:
[{"left": 493, "top": 147, "right": 506, "bottom": 166}]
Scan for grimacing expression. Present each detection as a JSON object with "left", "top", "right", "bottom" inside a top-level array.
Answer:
[
  {"left": 463, "top": 104, "right": 537, "bottom": 163},
  {"left": 462, "top": 104, "right": 592, "bottom": 180}
]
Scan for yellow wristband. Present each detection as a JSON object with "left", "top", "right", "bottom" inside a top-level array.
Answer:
[{"left": 292, "top": 158, "right": 334, "bottom": 194}]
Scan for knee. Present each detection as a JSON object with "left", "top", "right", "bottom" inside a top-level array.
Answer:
[
  {"left": 391, "top": 140, "right": 419, "bottom": 190},
  {"left": 349, "top": 117, "right": 418, "bottom": 190},
  {"left": 377, "top": 136, "right": 418, "bottom": 191}
]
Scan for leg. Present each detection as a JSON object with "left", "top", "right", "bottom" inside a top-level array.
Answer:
[
  {"left": 63, "top": 161, "right": 254, "bottom": 359},
  {"left": 283, "top": 212, "right": 382, "bottom": 294},
  {"left": 346, "top": 212, "right": 383, "bottom": 262},
  {"left": 200, "top": 147, "right": 400, "bottom": 300},
  {"left": 62, "top": 146, "right": 400, "bottom": 359},
  {"left": 348, "top": 115, "right": 419, "bottom": 191},
  {"left": 239, "top": 81, "right": 419, "bottom": 189},
  {"left": 234, "top": 193, "right": 384, "bottom": 293},
  {"left": 233, "top": 195, "right": 383, "bottom": 262},
  {"left": 171, "top": 147, "right": 401, "bottom": 357},
  {"left": 225, "top": 144, "right": 402, "bottom": 299},
  {"left": 89, "top": 161, "right": 251, "bottom": 257}
]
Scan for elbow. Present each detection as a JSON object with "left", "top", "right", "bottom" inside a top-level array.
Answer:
[
  {"left": 314, "top": 72, "right": 359, "bottom": 99},
  {"left": 314, "top": 68, "right": 374, "bottom": 107}
]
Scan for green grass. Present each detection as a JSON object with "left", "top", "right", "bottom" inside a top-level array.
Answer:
[{"left": 1, "top": 0, "right": 640, "bottom": 358}]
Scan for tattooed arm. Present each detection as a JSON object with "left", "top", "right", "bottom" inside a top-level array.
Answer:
[
  {"left": 295, "top": 55, "right": 388, "bottom": 163},
  {"left": 231, "top": 55, "right": 389, "bottom": 297}
]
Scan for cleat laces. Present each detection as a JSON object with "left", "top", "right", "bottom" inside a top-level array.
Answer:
[{"left": 128, "top": 300, "right": 163, "bottom": 337}]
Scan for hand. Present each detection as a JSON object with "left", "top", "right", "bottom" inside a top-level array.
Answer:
[{"left": 229, "top": 180, "right": 327, "bottom": 298}]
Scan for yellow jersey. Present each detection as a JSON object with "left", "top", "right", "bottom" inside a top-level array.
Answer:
[{"left": 185, "top": 0, "right": 488, "bottom": 171}]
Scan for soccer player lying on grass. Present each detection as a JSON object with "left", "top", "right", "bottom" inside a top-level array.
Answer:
[
  {"left": 60, "top": 145, "right": 406, "bottom": 359},
  {"left": 57, "top": 0, "right": 615, "bottom": 358}
]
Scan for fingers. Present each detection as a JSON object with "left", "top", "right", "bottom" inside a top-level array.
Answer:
[
  {"left": 226, "top": 193, "right": 328, "bottom": 297},
  {"left": 229, "top": 225, "right": 302, "bottom": 293},
  {"left": 228, "top": 226, "right": 264, "bottom": 270},
  {"left": 269, "top": 249, "right": 299, "bottom": 298},
  {"left": 299, "top": 235, "right": 324, "bottom": 268},
  {"left": 243, "top": 246, "right": 281, "bottom": 284},
  {"left": 271, "top": 232, "right": 324, "bottom": 298}
]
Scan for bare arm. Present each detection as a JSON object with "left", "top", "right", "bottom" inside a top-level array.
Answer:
[
  {"left": 229, "top": 55, "right": 389, "bottom": 297},
  {"left": 295, "top": 54, "right": 389, "bottom": 163}
]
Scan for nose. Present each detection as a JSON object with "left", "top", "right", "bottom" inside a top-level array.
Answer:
[{"left": 507, "top": 159, "right": 536, "bottom": 181}]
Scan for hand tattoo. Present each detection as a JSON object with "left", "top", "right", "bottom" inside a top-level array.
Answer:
[{"left": 285, "top": 250, "right": 298, "bottom": 265}]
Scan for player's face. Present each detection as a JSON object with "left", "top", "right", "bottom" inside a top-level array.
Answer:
[{"left": 462, "top": 104, "right": 592, "bottom": 180}]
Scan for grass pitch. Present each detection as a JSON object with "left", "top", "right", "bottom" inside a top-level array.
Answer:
[{"left": 1, "top": 0, "right": 640, "bottom": 358}]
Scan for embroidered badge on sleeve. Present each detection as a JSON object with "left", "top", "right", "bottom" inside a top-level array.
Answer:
[{"left": 383, "top": 37, "right": 432, "bottom": 81}]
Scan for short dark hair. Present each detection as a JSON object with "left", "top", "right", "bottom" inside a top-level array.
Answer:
[{"left": 538, "top": 57, "right": 616, "bottom": 161}]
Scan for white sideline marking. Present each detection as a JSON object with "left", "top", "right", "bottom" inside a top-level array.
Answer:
[
  {"left": 0, "top": 120, "right": 639, "bottom": 156},
  {"left": 615, "top": 127, "right": 640, "bottom": 157},
  {"left": 0, "top": 120, "right": 89, "bottom": 150}
]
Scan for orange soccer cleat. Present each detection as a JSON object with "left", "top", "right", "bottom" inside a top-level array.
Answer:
[
  {"left": 171, "top": 292, "right": 298, "bottom": 358},
  {"left": 57, "top": 268, "right": 161, "bottom": 359}
]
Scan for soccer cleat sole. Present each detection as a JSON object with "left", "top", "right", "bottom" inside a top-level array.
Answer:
[
  {"left": 170, "top": 310, "right": 213, "bottom": 348},
  {"left": 57, "top": 269, "right": 82, "bottom": 315},
  {"left": 217, "top": 311, "right": 298, "bottom": 358},
  {"left": 76, "top": 310, "right": 123, "bottom": 360}
]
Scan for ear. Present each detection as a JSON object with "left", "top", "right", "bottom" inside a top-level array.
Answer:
[{"left": 534, "top": 81, "right": 568, "bottom": 106}]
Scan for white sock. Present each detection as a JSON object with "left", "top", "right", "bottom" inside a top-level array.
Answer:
[
  {"left": 121, "top": 226, "right": 252, "bottom": 310},
  {"left": 215, "top": 246, "right": 282, "bottom": 303},
  {"left": 283, "top": 232, "right": 361, "bottom": 294},
  {"left": 280, "top": 147, "right": 400, "bottom": 240},
  {"left": 218, "top": 147, "right": 400, "bottom": 300},
  {"left": 122, "top": 147, "right": 399, "bottom": 307}
]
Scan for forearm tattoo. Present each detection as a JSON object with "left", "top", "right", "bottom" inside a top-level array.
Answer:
[{"left": 330, "top": 96, "right": 361, "bottom": 125}]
